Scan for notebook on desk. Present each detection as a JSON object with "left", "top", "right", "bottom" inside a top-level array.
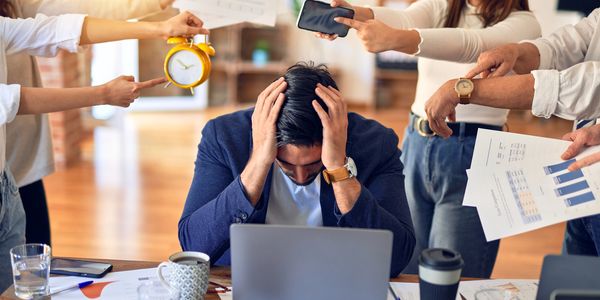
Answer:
[{"left": 230, "top": 225, "right": 393, "bottom": 300}]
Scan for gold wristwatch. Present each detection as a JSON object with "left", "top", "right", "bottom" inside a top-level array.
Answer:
[
  {"left": 322, "top": 157, "right": 357, "bottom": 184},
  {"left": 454, "top": 78, "right": 474, "bottom": 105}
]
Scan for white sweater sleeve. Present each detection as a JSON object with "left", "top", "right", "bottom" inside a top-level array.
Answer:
[
  {"left": 18, "top": 0, "right": 163, "bottom": 20},
  {"left": 370, "top": 0, "right": 447, "bottom": 29},
  {"left": 1, "top": 14, "right": 85, "bottom": 57},
  {"left": 0, "top": 84, "right": 21, "bottom": 125},
  {"left": 416, "top": 11, "right": 541, "bottom": 62},
  {"left": 527, "top": 8, "right": 600, "bottom": 71},
  {"left": 531, "top": 61, "right": 600, "bottom": 120}
]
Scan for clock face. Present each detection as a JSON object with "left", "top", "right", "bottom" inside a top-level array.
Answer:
[
  {"left": 456, "top": 79, "right": 474, "bottom": 94},
  {"left": 166, "top": 49, "right": 204, "bottom": 86}
]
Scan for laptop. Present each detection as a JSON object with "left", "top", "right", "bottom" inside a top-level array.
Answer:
[
  {"left": 537, "top": 255, "right": 600, "bottom": 300},
  {"left": 230, "top": 225, "right": 393, "bottom": 300}
]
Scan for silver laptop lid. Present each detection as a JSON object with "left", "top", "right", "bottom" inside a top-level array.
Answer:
[{"left": 230, "top": 225, "right": 393, "bottom": 300}]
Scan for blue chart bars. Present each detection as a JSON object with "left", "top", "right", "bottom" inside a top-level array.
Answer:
[{"left": 544, "top": 159, "right": 596, "bottom": 207}]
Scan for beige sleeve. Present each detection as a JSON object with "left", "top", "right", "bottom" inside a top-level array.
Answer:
[{"left": 18, "top": 0, "right": 163, "bottom": 20}]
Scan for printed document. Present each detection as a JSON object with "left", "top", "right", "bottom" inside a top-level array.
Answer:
[{"left": 465, "top": 130, "right": 600, "bottom": 241}]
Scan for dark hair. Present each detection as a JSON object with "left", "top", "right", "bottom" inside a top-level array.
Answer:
[
  {"left": 0, "top": 0, "right": 15, "bottom": 18},
  {"left": 444, "top": 0, "right": 530, "bottom": 28},
  {"left": 276, "top": 62, "right": 338, "bottom": 147}
]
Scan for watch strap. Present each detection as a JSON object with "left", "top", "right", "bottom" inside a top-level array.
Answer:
[{"left": 322, "top": 167, "right": 351, "bottom": 184}]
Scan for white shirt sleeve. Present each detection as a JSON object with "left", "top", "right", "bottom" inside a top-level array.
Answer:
[
  {"left": 416, "top": 11, "right": 541, "bottom": 62},
  {"left": 0, "top": 84, "right": 21, "bottom": 125},
  {"left": 526, "top": 9, "right": 600, "bottom": 71},
  {"left": 18, "top": 0, "right": 163, "bottom": 20},
  {"left": 370, "top": 0, "right": 447, "bottom": 29},
  {"left": 531, "top": 61, "right": 600, "bottom": 120},
  {"left": 1, "top": 13, "right": 85, "bottom": 57}
]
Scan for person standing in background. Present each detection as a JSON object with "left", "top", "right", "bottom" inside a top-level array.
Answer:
[
  {"left": 317, "top": 0, "right": 540, "bottom": 278},
  {"left": 2, "top": 0, "right": 175, "bottom": 246}
]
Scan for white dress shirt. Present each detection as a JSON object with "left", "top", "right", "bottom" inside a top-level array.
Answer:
[
  {"left": 6, "top": 0, "right": 164, "bottom": 187},
  {"left": 265, "top": 164, "right": 323, "bottom": 226},
  {"left": 0, "top": 14, "right": 85, "bottom": 173},
  {"left": 371, "top": 0, "right": 541, "bottom": 126},
  {"left": 527, "top": 9, "right": 600, "bottom": 121}
]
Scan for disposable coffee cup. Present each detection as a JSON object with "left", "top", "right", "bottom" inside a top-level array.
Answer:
[{"left": 418, "top": 248, "right": 464, "bottom": 300}]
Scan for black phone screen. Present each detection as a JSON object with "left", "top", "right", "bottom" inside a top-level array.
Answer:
[
  {"left": 297, "top": 0, "right": 355, "bottom": 37},
  {"left": 50, "top": 258, "right": 113, "bottom": 278}
]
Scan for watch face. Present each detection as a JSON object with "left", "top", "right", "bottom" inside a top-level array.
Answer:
[
  {"left": 455, "top": 78, "right": 474, "bottom": 95},
  {"left": 346, "top": 157, "right": 358, "bottom": 177},
  {"left": 166, "top": 49, "right": 204, "bottom": 86}
]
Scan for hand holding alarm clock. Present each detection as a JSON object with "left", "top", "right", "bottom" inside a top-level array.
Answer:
[{"left": 163, "top": 35, "right": 215, "bottom": 94}]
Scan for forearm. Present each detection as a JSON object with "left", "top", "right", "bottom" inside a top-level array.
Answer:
[
  {"left": 514, "top": 42, "right": 541, "bottom": 74},
  {"left": 18, "top": 86, "right": 105, "bottom": 115},
  {"left": 79, "top": 17, "right": 163, "bottom": 45},
  {"left": 332, "top": 178, "right": 362, "bottom": 214},
  {"left": 239, "top": 156, "right": 271, "bottom": 206},
  {"left": 391, "top": 29, "right": 420, "bottom": 55},
  {"left": 469, "top": 75, "right": 535, "bottom": 110},
  {"left": 353, "top": 6, "right": 374, "bottom": 22}
]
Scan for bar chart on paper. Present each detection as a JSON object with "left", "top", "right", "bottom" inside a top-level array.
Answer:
[{"left": 544, "top": 159, "right": 597, "bottom": 207}]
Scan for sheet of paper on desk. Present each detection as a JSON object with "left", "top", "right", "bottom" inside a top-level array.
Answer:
[
  {"left": 48, "top": 268, "right": 157, "bottom": 299},
  {"left": 390, "top": 279, "right": 538, "bottom": 300},
  {"left": 464, "top": 129, "right": 600, "bottom": 241},
  {"left": 173, "top": 0, "right": 279, "bottom": 29}
]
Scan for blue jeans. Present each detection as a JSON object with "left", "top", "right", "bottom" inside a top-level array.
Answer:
[
  {"left": 400, "top": 121, "right": 500, "bottom": 278},
  {"left": 0, "top": 169, "right": 26, "bottom": 293},
  {"left": 563, "top": 215, "right": 600, "bottom": 256}
]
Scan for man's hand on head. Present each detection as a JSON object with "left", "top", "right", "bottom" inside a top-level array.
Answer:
[
  {"left": 424, "top": 80, "right": 460, "bottom": 138},
  {"left": 312, "top": 84, "right": 348, "bottom": 170},
  {"left": 240, "top": 77, "right": 287, "bottom": 206}
]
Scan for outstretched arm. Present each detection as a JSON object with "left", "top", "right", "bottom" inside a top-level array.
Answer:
[{"left": 79, "top": 11, "right": 208, "bottom": 45}]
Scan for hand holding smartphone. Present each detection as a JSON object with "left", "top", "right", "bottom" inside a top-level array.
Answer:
[{"left": 297, "top": 0, "right": 355, "bottom": 37}]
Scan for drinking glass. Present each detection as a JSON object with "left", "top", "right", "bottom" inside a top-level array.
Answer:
[{"left": 10, "top": 244, "right": 52, "bottom": 300}]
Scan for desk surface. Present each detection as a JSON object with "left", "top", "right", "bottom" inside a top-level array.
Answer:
[{"left": 1, "top": 258, "right": 422, "bottom": 299}]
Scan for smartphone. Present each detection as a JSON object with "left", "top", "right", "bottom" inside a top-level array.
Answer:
[
  {"left": 50, "top": 258, "right": 113, "bottom": 278},
  {"left": 296, "top": 0, "right": 355, "bottom": 37}
]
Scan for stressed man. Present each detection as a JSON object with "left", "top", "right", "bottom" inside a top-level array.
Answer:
[{"left": 178, "top": 63, "right": 415, "bottom": 276}]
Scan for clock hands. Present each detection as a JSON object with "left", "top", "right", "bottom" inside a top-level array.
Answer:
[{"left": 176, "top": 58, "right": 190, "bottom": 70}]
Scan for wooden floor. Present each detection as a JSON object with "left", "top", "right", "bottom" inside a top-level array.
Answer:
[{"left": 44, "top": 106, "right": 573, "bottom": 279}]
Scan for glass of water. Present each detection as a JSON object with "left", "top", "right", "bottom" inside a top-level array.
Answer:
[{"left": 10, "top": 244, "right": 51, "bottom": 300}]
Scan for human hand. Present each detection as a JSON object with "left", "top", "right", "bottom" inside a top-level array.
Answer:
[
  {"left": 250, "top": 77, "right": 287, "bottom": 165},
  {"left": 313, "top": 0, "right": 353, "bottom": 41},
  {"left": 312, "top": 84, "right": 348, "bottom": 170},
  {"left": 424, "top": 80, "right": 459, "bottom": 138},
  {"left": 101, "top": 76, "right": 166, "bottom": 107},
  {"left": 561, "top": 124, "right": 600, "bottom": 171},
  {"left": 334, "top": 17, "right": 401, "bottom": 53},
  {"left": 159, "top": 11, "right": 209, "bottom": 39},
  {"left": 465, "top": 43, "right": 521, "bottom": 79}
]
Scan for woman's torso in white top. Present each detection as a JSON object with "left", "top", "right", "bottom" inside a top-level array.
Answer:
[{"left": 371, "top": 0, "right": 541, "bottom": 126}]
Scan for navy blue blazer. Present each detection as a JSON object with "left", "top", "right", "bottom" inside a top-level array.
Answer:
[{"left": 178, "top": 108, "right": 415, "bottom": 277}]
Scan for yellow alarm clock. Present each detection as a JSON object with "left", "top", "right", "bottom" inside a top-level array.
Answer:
[{"left": 163, "top": 36, "right": 215, "bottom": 94}]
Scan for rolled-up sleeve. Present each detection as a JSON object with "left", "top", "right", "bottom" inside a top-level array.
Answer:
[
  {"left": 532, "top": 61, "right": 600, "bottom": 120},
  {"left": 0, "top": 84, "right": 21, "bottom": 125},
  {"left": 2, "top": 13, "right": 85, "bottom": 57}
]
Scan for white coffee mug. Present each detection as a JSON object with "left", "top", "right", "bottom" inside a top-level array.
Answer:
[{"left": 158, "top": 251, "right": 210, "bottom": 300}]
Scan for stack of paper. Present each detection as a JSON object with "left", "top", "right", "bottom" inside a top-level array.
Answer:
[
  {"left": 173, "top": 0, "right": 279, "bottom": 29},
  {"left": 465, "top": 130, "right": 600, "bottom": 241}
]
